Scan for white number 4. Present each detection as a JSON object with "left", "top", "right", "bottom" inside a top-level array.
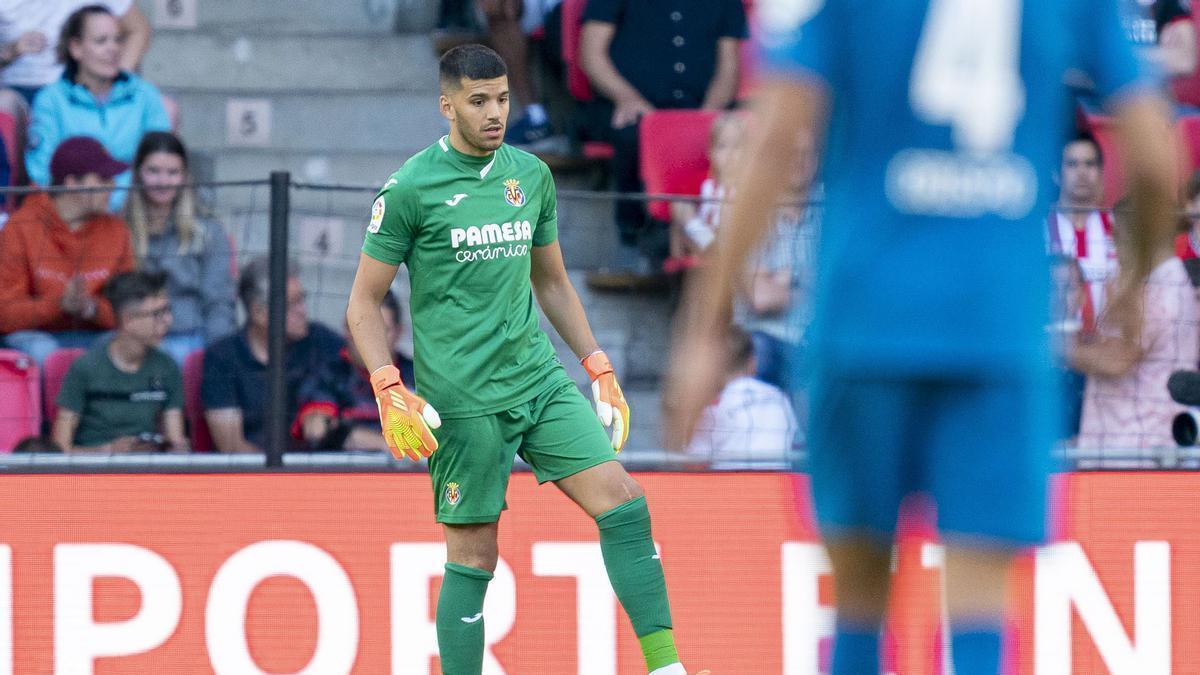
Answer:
[{"left": 910, "top": 0, "right": 1026, "bottom": 155}]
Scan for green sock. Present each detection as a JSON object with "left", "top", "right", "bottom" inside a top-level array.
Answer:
[
  {"left": 436, "top": 562, "right": 492, "bottom": 675},
  {"left": 596, "top": 496, "right": 678, "bottom": 671}
]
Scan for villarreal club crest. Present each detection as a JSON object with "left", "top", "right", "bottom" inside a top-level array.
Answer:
[
  {"left": 503, "top": 178, "right": 526, "bottom": 207},
  {"left": 445, "top": 482, "right": 461, "bottom": 506}
]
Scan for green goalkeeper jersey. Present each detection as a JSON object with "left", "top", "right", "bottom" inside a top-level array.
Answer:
[{"left": 362, "top": 137, "right": 569, "bottom": 418}]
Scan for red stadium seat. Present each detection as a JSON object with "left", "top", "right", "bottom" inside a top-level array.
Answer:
[
  {"left": 0, "top": 349, "right": 40, "bottom": 452},
  {"left": 562, "top": 0, "right": 593, "bottom": 102},
  {"left": 582, "top": 140, "right": 615, "bottom": 160},
  {"left": 183, "top": 349, "right": 214, "bottom": 452},
  {"left": 639, "top": 109, "right": 720, "bottom": 221},
  {"left": 42, "top": 348, "right": 85, "bottom": 426},
  {"left": 1178, "top": 115, "right": 1200, "bottom": 176},
  {"left": 1085, "top": 111, "right": 1194, "bottom": 206}
]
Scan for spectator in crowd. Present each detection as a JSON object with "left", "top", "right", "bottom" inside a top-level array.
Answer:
[
  {"left": 25, "top": 4, "right": 168, "bottom": 212},
  {"left": 1176, "top": 170, "right": 1200, "bottom": 260},
  {"left": 580, "top": 0, "right": 747, "bottom": 287},
  {"left": 0, "top": 136, "right": 133, "bottom": 366},
  {"left": 52, "top": 271, "right": 187, "bottom": 454},
  {"left": 1073, "top": 200, "right": 1200, "bottom": 449},
  {"left": 735, "top": 129, "right": 820, "bottom": 390},
  {"left": 480, "top": 0, "right": 560, "bottom": 148},
  {"left": 684, "top": 326, "right": 797, "bottom": 469},
  {"left": 667, "top": 111, "right": 743, "bottom": 267},
  {"left": 126, "top": 131, "right": 236, "bottom": 363},
  {"left": 201, "top": 256, "right": 344, "bottom": 454},
  {"left": 0, "top": 0, "right": 150, "bottom": 104},
  {"left": 294, "top": 290, "right": 415, "bottom": 451},
  {"left": 1049, "top": 133, "right": 1117, "bottom": 437},
  {"left": 1050, "top": 133, "right": 1118, "bottom": 322},
  {"left": 0, "top": 0, "right": 151, "bottom": 181}
]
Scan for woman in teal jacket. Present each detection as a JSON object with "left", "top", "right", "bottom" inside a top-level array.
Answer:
[{"left": 26, "top": 5, "right": 168, "bottom": 211}]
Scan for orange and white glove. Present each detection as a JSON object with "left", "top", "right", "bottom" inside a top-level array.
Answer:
[
  {"left": 582, "top": 350, "right": 630, "bottom": 452},
  {"left": 370, "top": 365, "right": 442, "bottom": 462}
]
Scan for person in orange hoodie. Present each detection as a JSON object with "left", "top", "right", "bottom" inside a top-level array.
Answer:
[{"left": 0, "top": 136, "right": 134, "bottom": 366}]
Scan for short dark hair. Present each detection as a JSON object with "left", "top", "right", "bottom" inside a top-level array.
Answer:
[
  {"left": 238, "top": 255, "right": 299, "bottom": 313},
  {"left": 103, "top": 271, "right": 168, "bottom": 317},
  {"left": 59, "top": 5, "right": 115, "bottom": 79},
  {"left": 439, "top": 44, "right": 507, "bottom": 91},
  {"left": 13, "top": 435, "right": 62, "bottom": 453},
  {"left": 1066, "top": 131, "right": 1104, "bottom": 167}
]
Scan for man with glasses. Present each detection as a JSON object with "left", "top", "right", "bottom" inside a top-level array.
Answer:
[{"left": 52, "top": 270, "right": 187, "bottom": 453}]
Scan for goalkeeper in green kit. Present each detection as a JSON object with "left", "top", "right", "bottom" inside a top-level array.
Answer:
[{"left": 347, "top": 45, "right": 693, "bottom": 675}]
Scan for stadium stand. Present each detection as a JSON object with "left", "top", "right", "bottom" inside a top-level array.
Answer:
[{"left": 638, "top": 109, "right": 719, "bottom": 221}]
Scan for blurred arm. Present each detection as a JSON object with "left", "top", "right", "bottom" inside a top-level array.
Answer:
[
  {"left": 51, "top": 409, "right": 79, "bottom": 453},
  {"left": 580, "top": 21, "right": 652, "bottom": 110},
  {"left": 162, "top": 408, "right": 190, "bottom": 452},
  {"left": 702, "top": 37, "right": 741, "bottom": 110},
  {"left": 118, "top": 5, "right": 151, "bottom": 72},
  {"left": 204, "top": 408, "right": 259, "bottom": 454},
  {"left": 1106, "top": 94, "right": 1178, "bottom": 336}
]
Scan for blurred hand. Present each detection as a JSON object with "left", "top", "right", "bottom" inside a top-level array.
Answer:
[
  {"left": 1103, "top": 275, "right": 1146, "bottom": 342},
  {"left": 60, "top": 276, "right": 86, "bottom": 316},
  {"left": 661, "top": 330, "right": 727, "bottom": 452},
  {"left": 14, "top": 31, "right": 46, "bottom": 57},
  {"left": 107, "top": 436, "right": 140, "bottom": 453},
  {"left": 612, "top": 96, "right": 654, "bottom": 129}
]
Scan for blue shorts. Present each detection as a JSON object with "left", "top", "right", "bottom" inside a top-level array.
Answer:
[{"left": 806, "top": 370, "right": 1057, "bottom": 547}]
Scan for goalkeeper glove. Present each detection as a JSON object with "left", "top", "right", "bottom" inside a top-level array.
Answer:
[
  {"left": 370, "top": 365, "right": 441, "bottom": 462},
  {"left": 582, "top": 350, "right": 630, "bottom": 452}
]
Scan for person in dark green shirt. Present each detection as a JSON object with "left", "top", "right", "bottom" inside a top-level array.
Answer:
[
  {"left": 52, "top": 270, "right": 186, "bottom": 453},
  {"left": 347, "top": 45, "right": 690, "bottom": 675}
]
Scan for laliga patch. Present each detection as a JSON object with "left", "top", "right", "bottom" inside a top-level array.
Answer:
[
  {"left": 503, "top": 178, "right": 526, "bottom": 207},
  {"left": 368, "top": 196, "right": 385, "bottom": 233},
  {"left": 444, "top": 482, "right": 461, "bottom": 506}
]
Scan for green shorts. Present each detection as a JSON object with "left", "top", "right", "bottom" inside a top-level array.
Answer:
[{"left": 427, "top": 379, "right": 617, "bottom": 524}]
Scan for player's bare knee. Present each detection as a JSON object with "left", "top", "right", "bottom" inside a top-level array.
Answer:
[
  {"left": 443, "top": 523, "right": 500, "bottom": 572},
  {"left": 620, "top": 473, "right": 645, "bottom": 501}
]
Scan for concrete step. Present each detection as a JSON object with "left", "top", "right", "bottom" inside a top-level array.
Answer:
[
  {"left": 169, "top": 90, "right": 447, "bottom": 154},
  {"left": 136, "top": 0, "right": 439, "bottom": 35},
  {"left": 141, "top": 32, "right": 439, "bottom": 93}
]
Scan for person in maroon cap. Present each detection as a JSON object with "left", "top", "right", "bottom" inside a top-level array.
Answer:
[{"left": 0, "top": 135, "right": 134, "bottom": 366}]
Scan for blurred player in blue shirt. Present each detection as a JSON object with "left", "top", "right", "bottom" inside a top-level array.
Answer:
[{"left": 666, "top": 0, "right": 1177, "bottom": 672}]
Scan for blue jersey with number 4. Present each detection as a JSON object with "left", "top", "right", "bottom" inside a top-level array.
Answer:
[{"left": 759, "top": 0, "right": 1149, "bottom": 377}]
